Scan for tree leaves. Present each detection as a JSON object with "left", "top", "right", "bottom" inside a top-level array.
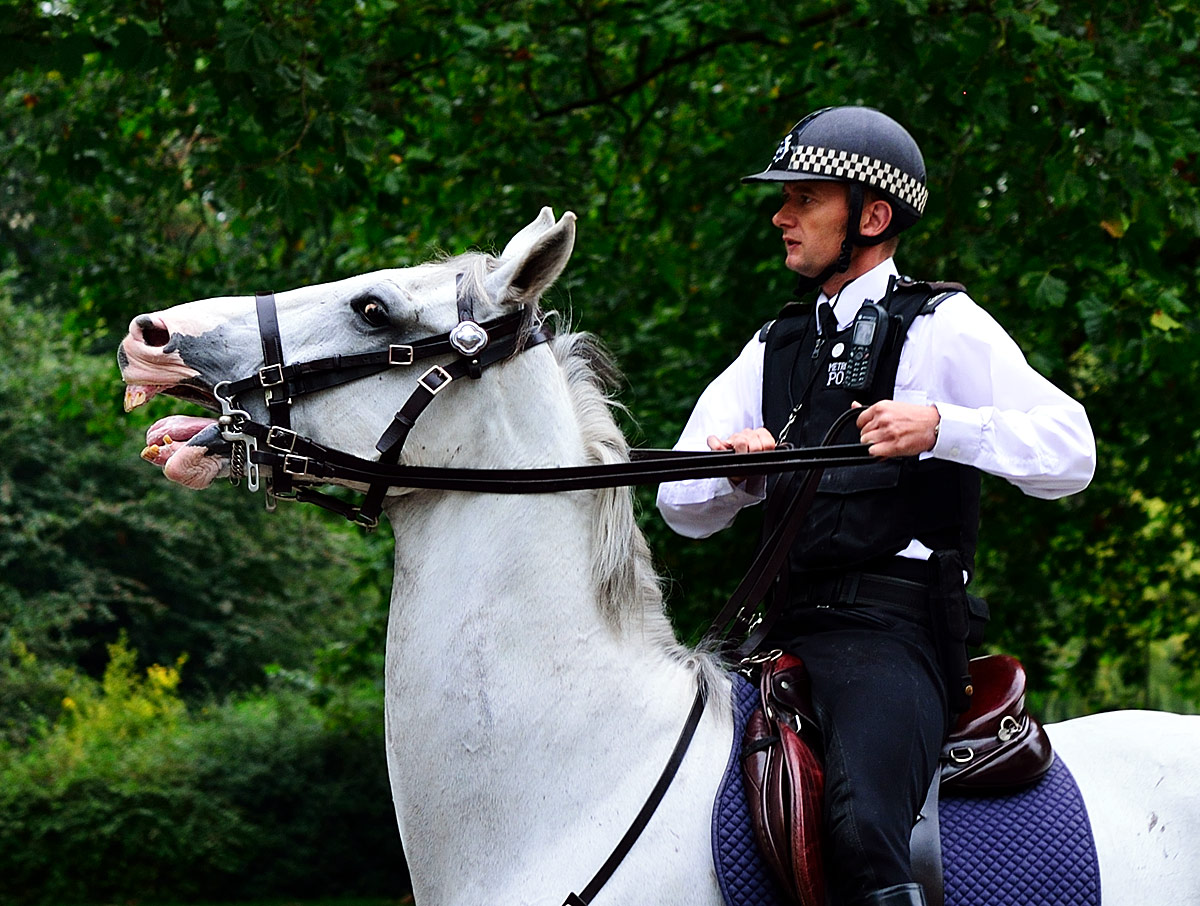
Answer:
[{"left": 2, "top": 0, "right": 1199, "bottom": 713}]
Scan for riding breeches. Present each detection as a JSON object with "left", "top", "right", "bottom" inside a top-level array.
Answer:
[{"left": 766, "top": 599, "right": 951, "bottom": 905}]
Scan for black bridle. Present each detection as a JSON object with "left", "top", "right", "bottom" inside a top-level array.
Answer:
[
  {"left": 215, "top": 279, "right": 556, "bottom": 526},
  {"left": 212, "top": 277, "right": 873, "bottom": 905}
]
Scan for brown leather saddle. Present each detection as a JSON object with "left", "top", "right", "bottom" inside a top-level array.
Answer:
[{"left": 741, "top": 653, "right": 1053, "bottom": 906}]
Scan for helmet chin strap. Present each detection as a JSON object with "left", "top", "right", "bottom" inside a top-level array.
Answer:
[{"left": 792, "top": 183, "right": 864, "bottom": 297}]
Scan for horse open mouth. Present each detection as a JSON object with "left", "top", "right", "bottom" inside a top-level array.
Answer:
[{"left": 124, "top": 381, "right": 228, "bottom": 490}]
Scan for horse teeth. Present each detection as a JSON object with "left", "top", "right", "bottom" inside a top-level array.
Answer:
[
  {"left": 141, "top": 444, "right": 159, "bottom": 462},
  {"left": 162, "top": 434, "right": 174, "bottom": 445},
  {"left": 124, "top": 387, "right": 148, "bottom": 412}
]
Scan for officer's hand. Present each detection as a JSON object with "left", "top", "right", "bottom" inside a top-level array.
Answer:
[
  {"left": 854, "top": 401, "right": 940, "bottom": 458},
  {"left": 708, "top": 428, "right": 777, "bottom": 485}
]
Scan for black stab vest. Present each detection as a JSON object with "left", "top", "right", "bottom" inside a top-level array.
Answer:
[{"left": 760, "top": 279, "right": 981, "bottom": 579}]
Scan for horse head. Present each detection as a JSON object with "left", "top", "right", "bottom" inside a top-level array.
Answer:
[{"left": 118, "top": 208, "right": 577, "bottom": 492}]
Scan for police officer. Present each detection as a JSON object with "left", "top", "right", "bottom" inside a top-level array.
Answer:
[{"left": 656, "top": 106, "right": 1096, "bottom": 906}]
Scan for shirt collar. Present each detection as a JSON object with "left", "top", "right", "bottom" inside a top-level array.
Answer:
[{"left": 815, "top": 258, "right": 900, "bottom": 333}]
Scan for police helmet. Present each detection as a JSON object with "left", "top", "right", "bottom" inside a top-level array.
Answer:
[{"left": 742, "top": 106, "right": 928, "bottom": 240}]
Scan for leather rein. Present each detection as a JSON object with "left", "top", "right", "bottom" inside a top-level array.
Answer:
[
  {"left": 212, "top": 280, "right": 871, "bottom": 905},
  {"left": 213, "top": 281, "right": 874, "bottom": 528}
]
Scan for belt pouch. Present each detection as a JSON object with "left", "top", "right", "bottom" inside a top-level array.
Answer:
[
  {"left": 965, "top": 592, "right": 990, "bottom": 647},
  {"left": 929, "top": 550, "right": 973, "bottom": 714}
]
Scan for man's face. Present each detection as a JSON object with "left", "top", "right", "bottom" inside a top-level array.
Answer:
[{"left": 771, "top": 180, "right": 850, "bottom": 277}]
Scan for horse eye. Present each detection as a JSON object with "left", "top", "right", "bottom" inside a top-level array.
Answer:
[{"left": 353, "top": 297, "right": 391, "bottom": 328}]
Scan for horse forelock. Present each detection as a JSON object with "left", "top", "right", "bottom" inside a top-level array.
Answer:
[
  {"left": 446, "top": 250, "right": 496, "bottom": 308},
  {"left": 411, "top": 250, "right": 508, "bottom": 320}
]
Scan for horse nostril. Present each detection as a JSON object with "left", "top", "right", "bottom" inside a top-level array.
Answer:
[{"left": 136, "top": 315, "right": 171, "bottom": 348}]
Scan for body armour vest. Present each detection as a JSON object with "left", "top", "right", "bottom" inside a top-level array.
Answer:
[{"left": 761, "top": 278, "right": 981, "bottom": 578}]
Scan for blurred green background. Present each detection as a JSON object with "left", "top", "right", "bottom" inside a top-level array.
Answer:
[{"left": 2, "top": 0, "right": 1199, "bottom": 902}]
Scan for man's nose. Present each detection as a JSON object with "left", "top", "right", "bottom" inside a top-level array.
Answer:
[{"left": 772, "top": 205, "right": 793, "bottom": 229}]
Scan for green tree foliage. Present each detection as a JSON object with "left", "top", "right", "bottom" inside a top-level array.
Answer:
[
  {"left": 3, "top": 1, "right": 1200, "bottom": 902},
  {"left": 0, "top": 639, "right": 402, "bottom": 904},
  {"left": 0, "top": 287, "right": 389, "bottom": 703},
  {"left": 1, "top": 0, "right": 1198, "bottom": 754}
]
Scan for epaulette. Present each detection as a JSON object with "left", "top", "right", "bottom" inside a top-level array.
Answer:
[{"left": 894, "top": 277, "right": 967, "bottom": 315}]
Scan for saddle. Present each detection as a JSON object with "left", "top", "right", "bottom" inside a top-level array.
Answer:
[{"left": 741, "top": 653, "right": 1052, "bottom": 906}]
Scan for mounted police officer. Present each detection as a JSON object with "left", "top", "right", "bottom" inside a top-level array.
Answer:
[{"left": 657, "top": 106, "right": 1096, "bottom": 906}]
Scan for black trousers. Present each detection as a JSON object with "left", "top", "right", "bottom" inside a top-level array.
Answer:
[{"left": 766, "top": 597, "right": 951, "bottom": 905}]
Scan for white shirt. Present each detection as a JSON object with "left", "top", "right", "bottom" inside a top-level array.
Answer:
[{"left": 655, "top": 258, "right": 1097, "bottom": 546}]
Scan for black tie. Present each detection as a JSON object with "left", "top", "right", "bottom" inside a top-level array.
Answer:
[{"left": 817, "top": 301, "right": 839, "bottom": 338}]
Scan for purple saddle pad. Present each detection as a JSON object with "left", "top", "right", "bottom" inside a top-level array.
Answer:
[{"left": 713, "top": 674, "right": 1101, "bottom": 906}]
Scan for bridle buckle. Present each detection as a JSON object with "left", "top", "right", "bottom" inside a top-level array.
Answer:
[
  {"left": 419, "top": 365, "right": 453, "bottom": 395},
  {"left": 266, "top": 426, "right": 300, "bottom": 452},
  {"left": 282, "top": 454, "right": 313, "bottom": 476},
  {"left": 258, "top": 363, "right": 285, "bottom": 388},
  {"left": 388, "top": 344, "right": 415, "bottom": 366}
]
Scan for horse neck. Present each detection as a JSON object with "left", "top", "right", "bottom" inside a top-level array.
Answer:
[
  {"left": 379, "top": 348, "right": 687, "bottom": 706},
  {"left": 377, "top": 348, "right": 706, "bottom": 886},
  {"left": 381, "top": 341, "right": 674, "bottom": 663}
]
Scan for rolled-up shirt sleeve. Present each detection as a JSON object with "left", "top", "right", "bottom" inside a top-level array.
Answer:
[{"left": 655, "top": 334, "right": 769, "bottom": 539}]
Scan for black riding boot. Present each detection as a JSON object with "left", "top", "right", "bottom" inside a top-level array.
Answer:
[{"left": 856, "top": 883, "right": 927, "bottom": 906}]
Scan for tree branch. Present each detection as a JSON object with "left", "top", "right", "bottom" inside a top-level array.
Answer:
[{"left": 532, "top": 4, "right": 853, "bottom": 120}]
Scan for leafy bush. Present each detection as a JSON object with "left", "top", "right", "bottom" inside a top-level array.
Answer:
[
  {"left": 0, "top": 282, "right": 391, "bottom": 700},
  {"left": 0, "top": 639, "right": 405, "bottom": 905},
  {"left": 0, "top": 638, "right": 79, "bottom": 749}
]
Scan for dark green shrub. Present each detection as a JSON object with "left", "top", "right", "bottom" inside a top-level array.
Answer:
[
  {"left": 0, "top": 287, "right": 391, "bottom": 701},
  {"left": 0, "top": 641, "right": 406, "bottom": 905}
]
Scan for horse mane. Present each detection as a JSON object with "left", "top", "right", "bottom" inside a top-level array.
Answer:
[
  {"left": 446, "top": 251, "right": 723, "bottom": 690},
  {"left": 546, "top": 326, "right": 726, "bottom": 690},
  {"left": 547, "top": 329, "right": 662, "bottom": 622}
]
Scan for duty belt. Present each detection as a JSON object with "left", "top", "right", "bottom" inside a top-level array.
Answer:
[{"left": 793, "top": 559, "right": 933, "bottom": 611}]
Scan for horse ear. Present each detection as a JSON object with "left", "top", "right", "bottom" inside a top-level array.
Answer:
[
  {"left": 499, "top": 206, "right": 557, "bottom": 261},
  {"left": 486, "top": 211, "right": 576, "bottom": 305}
]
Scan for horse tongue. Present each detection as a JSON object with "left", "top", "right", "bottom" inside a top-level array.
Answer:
[
  {"left": 141, "top": 416, "right": 221, "bottom": 468},
  {"left": 124, "top": 383, "right": 166, "bottom": 412},
  {"left": 145, "top": 415, "right": 218, "bottom": 447},
  {"left": 142, "top": 420, "right": 228, "bottom": 490},
  {"left": 161, "top": 442, "right": 225, "bottom": 490}
]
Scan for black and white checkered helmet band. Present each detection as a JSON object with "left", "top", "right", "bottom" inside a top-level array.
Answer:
[{"left": 782, "top": 144, "right": 928, "bottom": 216}]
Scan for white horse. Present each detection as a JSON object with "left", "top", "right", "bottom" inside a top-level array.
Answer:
[{"left": 118, "top": 208, "right": 1200, "bottom": 905}]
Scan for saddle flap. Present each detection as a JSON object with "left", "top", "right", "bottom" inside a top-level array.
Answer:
[
  {"left": 942, "top": 654, "right": 1053, "bottom": 791},
  {"left": 742, "top": 656, "right": 827, "bottom": 906},
  {"left": 742, "top": 708, "right": 794, "bottom": 889}
]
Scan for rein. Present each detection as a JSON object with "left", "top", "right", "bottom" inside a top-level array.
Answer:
[
  {"left": 215, "top": 283, "right": 870, "bottom": 904},
  {"left": 215, "top": 285, "right": 875, "bottom": 527}
]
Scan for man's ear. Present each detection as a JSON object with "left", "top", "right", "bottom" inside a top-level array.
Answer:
[{"left": 859, "top": 197, "right": 894, "bottom": 240}]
